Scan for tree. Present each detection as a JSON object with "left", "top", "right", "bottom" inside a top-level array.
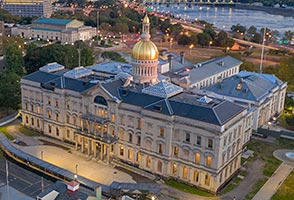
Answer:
[
  {"left": 251, "top": 33, "right": 262, "bottom": 43},
  {"left": 231, "top": 23, "right": 247, "bottom": 34},
  {"left": 81, "top": 48, "right": 94, "bottom": 66},
  {"left": 177, "top": 34, "right": 190, "bottom": 46},
  {"left": 247, "top": 25, "right": 257, "bottom": 39},
  {"left": 240, "top": 61, "right": 256, "bottom": 72},
  {"left": 215, "top": 31, "right": 234, "bottom": 48},
  {"left": 0, "top": 71, "right": 21, "bottom": 114},
  {"left": 189, "top": 33, "right": 198, "bottom": 46},
  {"left": 197, "top": 32, "right": 212, "bottom": 47},
  {"left": 5, "top": 44, "right": 24, "bottom": 76}
]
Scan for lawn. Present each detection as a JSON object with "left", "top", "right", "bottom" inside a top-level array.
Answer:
[
  {"left": 272, "top": 171, "right": 294, "bottom": 200},
  {"left": 19, "top": 126, "right": 42, "bottom": 137},
  {"left": 0, "top": 126, "right": 15, "bottom": 140},
  {"left": 246, "top": 138, "right": 294, "bottom": 177},
  {"left": 165, "top": 180, "right": 214, "bottom": 197}
]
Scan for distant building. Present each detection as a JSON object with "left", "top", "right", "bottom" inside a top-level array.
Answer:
[
  {"left": 167, "top": 55, "right": 242, "bottom": 90},
  {"left": 3, "top": 0, "right": 52, "bottom": 17},
  {"left": 20, "top": 15, "right": 253, "bottom": 194},
  {"left": 14, "top": 18, "right": 96, "bottom": 44},
  {"left": 204, "top": 71, "right": 287, "bottom": 130}
]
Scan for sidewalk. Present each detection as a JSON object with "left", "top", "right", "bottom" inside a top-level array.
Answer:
[{"left": 252, "top": 163, "right": 293, "bottom": 200}]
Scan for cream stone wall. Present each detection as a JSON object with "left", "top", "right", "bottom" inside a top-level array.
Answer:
[{"left": 21, "top": 76, "right": 252, "bottom": 194}]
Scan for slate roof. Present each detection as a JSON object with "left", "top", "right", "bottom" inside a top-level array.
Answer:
[
  {"left": 171, "top": 55, "right": 242, "bottom": 83},
  {"left": 117, "top": 87, "right": 245, "bottom": 126},
  {"left": 22, "top": 70, "right": 60, "bottom": 84},
  {"left": 206, "top": 71, "right": 284, "bottom": 102},
  {"left": 89, "top": 61, "right": 132, "bottom": 75},
  {"left": 34, "top": 18, "right": 73, "bottom": 25}
]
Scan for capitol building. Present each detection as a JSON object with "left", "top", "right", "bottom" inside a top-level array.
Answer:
[{"left": 21, "top": 15, "right": 254, "bottom": 193}]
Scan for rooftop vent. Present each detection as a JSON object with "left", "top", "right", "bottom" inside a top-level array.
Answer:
[
  {"left": 67, "top": 181, "right": 80, "bottom": 192},
  {"left": 197, "top": 96, "right": 213, "bottom": 104}
]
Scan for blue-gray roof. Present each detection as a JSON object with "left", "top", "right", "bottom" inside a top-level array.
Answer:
[
  {"left": 118, "top": 88, "right": 245, "bottom": 126},
  {"left": 34, "top": 18, "right": 73, "bottom": 25},
  {"left": 172, "top": 55, "right": 242, "bottom": 83},
  {"left": 206, "top": 71, "right": 284, "bottom": 102}
]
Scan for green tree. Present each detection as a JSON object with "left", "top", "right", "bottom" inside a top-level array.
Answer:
[
  {"left": 0, "top": 71, "right": 21, "bottom": 114},
  {"left": 216, "top": 31, "right": 235, "bottom": 48},
  {"left": 5, "top": 44, "right": 24, "bottom": 76},
  {"left": 240, "top": 61, "right": 256, "bottom": 72},
  {"left": 284, "top": 30, "right": 294, "bottom": 41},
  {"left": 81, "top": 48, "right": 94, "bottom": 66},
  {"left": 197, "top": 32, "right": 212, "bottom": 47},
  {"left": 189, "top": 33, "right": 198, "bottom": 46},
  {"left": 177, "top": 34, "right": 191, "bottom": 46},
  {"left": 231, "top": 23, "right": 247, "bottom": 34}
]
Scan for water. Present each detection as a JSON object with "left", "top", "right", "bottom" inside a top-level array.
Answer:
[
  {"left": 286, "top": 152, "right": 294, "bottom": 159},
  {"left": 153, "top": 5, "right": 294, "bottom": 34}
]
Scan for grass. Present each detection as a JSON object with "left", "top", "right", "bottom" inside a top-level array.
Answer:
[
  {"left": 0, "top": 126, "right": 15, "bottom": 140},
  {"left": 243, "top": 178, "right": 268, "bottom": 200},
  {"left": 278, "top": 111, "right": 294, "bottom": 130},
  {"left": 221, "top": 177, "right": 244, "bottom": 194},
  {"left": 246, "top": 138, "right": 294, "bottom": 177},
  {"left": 165, "top": 180, "right": 214, "bottom": 197},
  {"left": 272, "top": 171, "right": 294, "bottom": 200},
  {"left": 19, "top": 126, "right": 42, "bottom": 137}
]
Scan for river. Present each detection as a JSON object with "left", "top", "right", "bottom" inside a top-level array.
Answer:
[{"left": 153, "top": 4, "right": 294, "bottom": 35}]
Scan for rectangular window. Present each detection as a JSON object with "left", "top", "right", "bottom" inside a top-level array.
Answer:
[
  {"left": 185, "top": 132, "right": 190, "bottom": 143},
  {"left": 55, "top": 100, "right": 59, "bottom": 107},
  {"left": 120, "top": 146, "right": 124, "bottom": 156},
  {"left": 136, "top": 152, "right": 140, "bottom": 162},
  {"left": 172, "top": 164, "right": 177, "bottom": 175},
  {"left": 205, "top": 174, "right": 210, "bottom": 186},
  {"left": 194, "top": 170, "right": 199, "bottom": 182},
  {"left": 56, "top": 113, "right": 59, "bottom": 121},
  {"left": 111, "top": 114, "right": 115, "bottom": 122},
  {"left": 146, "top": 157, "right": 151, "bottom": 168},
  {"left": 208, "top": 139, "right": 213, "bottom": 149},
  {"left": 159, "top": 127, "right": 164, "bottom": 138},
  {"left": 66, "top": 130, "right": 70, "bottom": 138},
  {"left": 48, "top": 125, "right": 51, "bottom": 133},
  {"left": 137, "top": 118, "right": 142, "bottom": 129},
  {"left": 137, "top": 135, "right": 141, "bottom": 146},
  {"left": 224, "top": 136, "right": 227, "bottom": 147},
  {"left": 128, "top": 134, "right": 132, "bottom": 143},
  {"left": 183, "top": 166, "right": 188, "bottom": 179},
  {"left": 174, "top": 146, "right": 179, "bottom": 157},
  {"left": 66, "top": 115, "right": 70, "bottom": 123},
  {"left": 128, "top": 149, "right": 132, "bottom": 160},
  {"left": 196, "top": 136, "right": 202, "bottom": 146}
]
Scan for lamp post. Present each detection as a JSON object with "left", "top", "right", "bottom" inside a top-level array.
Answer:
[
  {"left": 74, "top": 164, "right": 78, "bottom": 180},
  {"left": 189, "top": 44, "right": 194, "bottom": 54},
  {"left": 40, "top": 151, "right": 44, "bottom": 192},
  {"left": 209, "top": 41, "right": 212, "bottom": 49},
  {"left": 170, "top": 38, "right": 173, "bottom": 49},
  {"left": 6, "top": 159, "right": 10, "bottom": 200}
]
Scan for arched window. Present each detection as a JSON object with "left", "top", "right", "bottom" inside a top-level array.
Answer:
[{"left": 94, "top": 96, "right": 107, "bottom": 106}]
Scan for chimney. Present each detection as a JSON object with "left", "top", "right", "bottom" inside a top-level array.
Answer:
[
  {"left": 180, "top": 51, "right": 185, "bottom": 64},
  {"left": 167, "top": 54, "right": 173, "bottom": 71}
]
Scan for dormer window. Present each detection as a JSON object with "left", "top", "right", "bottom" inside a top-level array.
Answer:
[{"left": 236, "top": 83, "right": 242, "bottom": 90}]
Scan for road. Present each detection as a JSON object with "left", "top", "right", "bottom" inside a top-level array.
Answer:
[{"left": 0, "top": 157, "right": 53, "bottom": 198}]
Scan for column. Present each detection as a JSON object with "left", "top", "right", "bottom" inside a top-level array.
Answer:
[
  {"left": 87, "top": 138, "right": 91, "bottom": 155},
  {"left": 93, "top": 140, "right": 97, "bottom": 158},
  {"left": 107, "top": 145, "right": 110, "bottom": 163},
  {"left": 81, "top": 136, "right": 84, "bottom": 153},
  {"left": 100, "top": 143, "right": 103, "bottom": 161}
]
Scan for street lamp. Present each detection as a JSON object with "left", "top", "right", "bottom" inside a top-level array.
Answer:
[
  {"left": 170, "top": 38, "right": 173, "bottom": 49},
  {"left": 209, "top": 41, "right": 212, "bottom": 49},
  {"left": 189, "top": 44, "right": 194, "bottom": 54},
  {"left": 74, "top": 164, "right": 78, "bottom": 180}
]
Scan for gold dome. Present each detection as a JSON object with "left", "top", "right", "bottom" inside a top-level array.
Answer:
[
  {"left": 132, "top": 40, "right": 158, "bottom": 60},
  {"left": 143, "top": 14, "right": 150, "bottom": 24}
]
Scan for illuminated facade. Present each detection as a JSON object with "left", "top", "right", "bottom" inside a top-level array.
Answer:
[
  {"left": 20, "top": 16, "right": 253, "bottom": 194},
  {"left": 3, "top": 0, "right": 52, "bottom": 17}
]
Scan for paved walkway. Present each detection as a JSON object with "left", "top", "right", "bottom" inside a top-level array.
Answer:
[{"left": 252, "top": 149, "right": 294, "bottom": 200}]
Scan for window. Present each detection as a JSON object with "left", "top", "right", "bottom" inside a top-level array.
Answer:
[
  {"left": 56, "top": 113, "right": 59, "bottom": 121},
  {"left": 146, "top": 156, "right": 151, "bottom": 168},
  {"left": 55, "top": 100, "right": 59, "bottom": 107},
  {"left": 224, "top": 136, "right": 227, "bottom": 147},
  {"left": 111, "top": 145, "right": 114, "bottom": 153},
  {"left": 37, "top": 106, "right": 40, "bottom": 114},
  {"left": 119, "top": 146, "right": 124, "bottom": 156},
  {"left": 185, "top": 132, "right": 190, "bottom": 143},
  {"left": 25, "top": 103, "right": 28, "bottom": 110},
  {"left": 37, "top": 119, "right": 40, "bottom": 128},
  {"left": 206, "top": 156, "right": 212, "bottom": 167},
  {"left": 128, "top": 149, "right": 132, "bottom": 160},
  {"left": 196, "top": 136, "right": 202, "bottom": 146},
  {"left": 128, "top": 133, "right": 132, "bottom": 143},
  {"left": 66, "top": 115, "right": 70, "bottom": 123},
  {"left": 173, "top": 146, "right": 179, "bottom": 157},
  {"left": 183, "top": 166, "right": 188, "bottom": 179},
  {"left": 137, "top": 118, "right": 142, "bottom": 129},
  {"left": 157, "top": 161, "right": 162, "bottom": 173},
  {"left": 31, "top": 104, "right": 34, "bottom": 112},
  {"left": 195, "top": 153, "right": 201, "bottom": 163},
  {"left": 159, "top": 127, "right": 164, "bottom": 137},
  {"left": 48, "top": 125, "right": 51, "bottom": 133},
  {"left": 111, "top": 114, "right": 115, "bottom": 122},
  {"left": 25, "top": 116, "right": 28, "bottom": 123},
  {"left": 56, "top": 128, "right": 59, "bottom": 136},
  {"left": 208, "top": 139, "right": 213, "bottom": 149},
  {"left": 63, "top": 128, "right": 68, "bottom": 137},
  {"left": 73, "top": 116, "right": 76, "bottom": 125},
  {"left": 137, "top": 135, "right": 141, "bottom": 146},
  {"left": 194, "top": 170, "right": 199, "bottom": 182},
  {"left": 31, "top": 118, "right": 34, "bottom": 126},
  {"left": 47, "top": 110, "right": 51, "bottom": 119},
  {"left": 183, "top": 149, "right": 189, "bottom": 159},
  {"left": 48, "top": 98, "right": 51, "bottom": 105},
  {"left": 172, "top": 164, "right": 177, "bottom": 175},
  {"left": 66, "top": 101, "right": 70, "bottom": 109},
  {"left": 136, "top": 152, "right": 140, "bottom": 162},
  {"left": 158, "top": 144, "right": 163, "bottom": 154},
  {"left": 205, "top": 174, "right": 210, "bottom": 186}
]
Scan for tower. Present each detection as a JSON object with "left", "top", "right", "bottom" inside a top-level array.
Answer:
[{"left": 131, "top": 14, "right": 158, "bottom": 84}]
